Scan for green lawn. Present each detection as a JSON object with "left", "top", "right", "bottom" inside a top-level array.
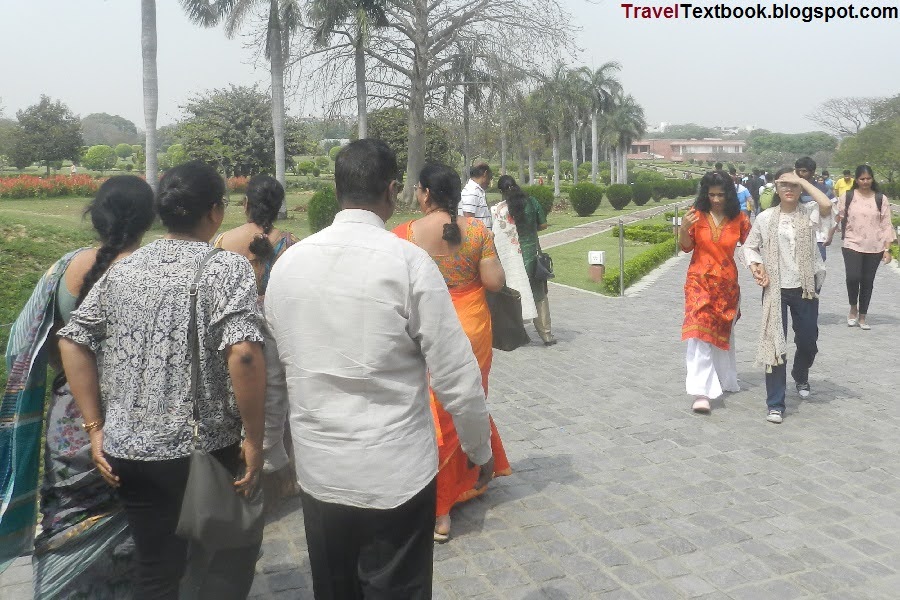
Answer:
[{"left": 548, "top": 214, "right": 679, "bottom": 296}]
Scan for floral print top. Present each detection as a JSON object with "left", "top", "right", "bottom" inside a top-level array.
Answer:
[
  {"left": 58, "top": 239, "right": 263, "bottom": 460},
  {"left": 401, "top": 217, "right": 497, "bottom": 288}
]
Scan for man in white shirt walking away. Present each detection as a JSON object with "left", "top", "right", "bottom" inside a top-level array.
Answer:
[
  {"left": 459, "top": 161, "right": 493, "bottom": 228},
  {"left": 265, "top": 139, "right": 494, "bottom": 600}
]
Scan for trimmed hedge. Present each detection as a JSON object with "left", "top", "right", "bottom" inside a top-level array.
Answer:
[
  {"left": 522, "top": 184, "right": 554, "bottom": 216},
  {"left": 602, "top": 239, "right": 675, "bottom": 295},
  {"left": 632, "top": 182, "right": 652, "bottom": 206},
  {"left": 308, "top": 186, "right": 339, "bottom": 233},
  {"left": 569, "top": 183, "right": 604, "bottom": 216},
  {"left": 612, "top": 223, "right": 674, "bottom": 244},
  {"left": 606, "top": 184, "right": 633, "bottom": 210}
]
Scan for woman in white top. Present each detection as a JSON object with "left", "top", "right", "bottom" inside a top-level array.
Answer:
[{"left": 742, "top": 167, "right": 833, "bottom": 425}]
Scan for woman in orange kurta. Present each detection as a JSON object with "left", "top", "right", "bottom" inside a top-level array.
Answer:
[
  {"left": 679, "top": 171, "right": 751, "bottom": 414},
  {"left": 392, "top": 163, "right": 511, "bottom": 543}
]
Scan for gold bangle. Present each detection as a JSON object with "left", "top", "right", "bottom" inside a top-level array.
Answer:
[{"left": 82, "top": 419, "right": 103, "bottom": 433}]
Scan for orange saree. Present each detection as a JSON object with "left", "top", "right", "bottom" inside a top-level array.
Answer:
[
  {"left": 393, "top": 221, "right": 511, "bottom": 517},
  {"left": 681, "top": 212, "right": 751, "bottom": 350}
]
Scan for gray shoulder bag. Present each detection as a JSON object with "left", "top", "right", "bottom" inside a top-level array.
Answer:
[{"left": 175, "top": 248, "right": 264, "bottom": 550}]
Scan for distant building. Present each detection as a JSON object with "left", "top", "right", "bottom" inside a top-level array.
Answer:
[{"left": 628, "top": 138, "right": 747, "bottom": 162}]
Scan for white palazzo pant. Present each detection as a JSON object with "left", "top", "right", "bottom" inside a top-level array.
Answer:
[{"left": 685, "top": 333, "right": 740, "bottom": 399}]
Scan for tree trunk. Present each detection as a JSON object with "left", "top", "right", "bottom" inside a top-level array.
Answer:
[
  {"left": 141, "top": 0, "right": 158, "bottom": 193},
  {"left": 528, "top": 146, "right": 535, "bottom": 185},
  {"left": 553, "top": 135, "right": 561, "bottom": 197},
  {"left": 354, "top": 36, "right": 368, "bottom": 139},
  {"left": 500, "top": 105, "right": 508, "bottom": 175},
  {"left": 619, "top": 144, "right": 627, "bottom": 183},
  {"left": 570, "top": 129, "right": 578, "bottom": 185},
  {"left": 402, "top": 56, "right": 427, "bottom": 207},
  {"left": 608, "top": 146, "right": 616, "bottom": 184},
  {"left": 269, "top": 0, "right": 287, "bottom": 218},
  {"left": 517, "top": 146, "right": 526, "bottom": 184},
  {"left": 591, "top": 112, "right": 599, "bottom": 184},
  {"left": 461, "top": 92, "right": 470, "bottom": 180},
  {"left": 581, "top": 129, "right": 587, "bottom": 169}
]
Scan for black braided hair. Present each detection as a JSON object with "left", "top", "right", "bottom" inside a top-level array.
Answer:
[
  {"left": 497, "top": 175, "right": 527, "bottom": 225},
  {"left": 76, "top": 176, "right": 155, "bottom": 307},
  {"left": 245, "top": 175, "right": 285, "bottom": 259},
  {"left": 418, "top": 164, "right": 463, "bottom": 244}
]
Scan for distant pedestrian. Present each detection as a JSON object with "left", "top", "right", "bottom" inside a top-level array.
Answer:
[
  {"left": 835, "top": 165, "right": 895, "bottom": 330},
  {"left": 729, "top": 167, "right": 753, "bottom": 219},
  {"left": 459, "top": 162, "right": 493, "bottom": 228},
  {"left": 833, "top": 169, "right": 855, "bottom": 199},
  {"left": 743, "top": 168, "right": 834, "bottom": 424},
  {"left": 70, "top": 163, "right": 77, "bottom": 175},
  {"left": 265, "top": 140, "right": 494, "bottom": 598},
  {"left": 680, "top": 172, "right": 750, "bottom": 413}
]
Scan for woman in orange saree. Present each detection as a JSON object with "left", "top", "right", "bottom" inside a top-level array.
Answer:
[
  {"left": 679, "top": 171, "right": 751, "bottom": 414},
  {"left": 393, "top": 164, "right": 511, "bottom": 543}
]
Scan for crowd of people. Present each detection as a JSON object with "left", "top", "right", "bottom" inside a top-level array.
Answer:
[
  {"left": 681, "top": 158, "right": 894, "bottom": 423},
  {"left": 1, "top": 140, "right": 564, "bottom": 599}
]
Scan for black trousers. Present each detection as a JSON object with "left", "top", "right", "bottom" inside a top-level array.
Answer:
[
  {"left": 842, "top": 247, "right": 882, "bottom": 314},
  {"left": 107, "top": 443, "right": 260, "bottom": 600},
  {"left": 300, "top": 479, "right": 437, "bottom": 600}
]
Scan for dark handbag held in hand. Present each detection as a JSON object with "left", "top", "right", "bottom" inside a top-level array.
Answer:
[
  {"left": 486, "top": 286, "right": 531, "bottom": 351},
  {"left": 175, "top": 248, "right": 264, "bottom": 551},
  {"left": 535, "top": 251, "right": 554, "bottom": 280}
]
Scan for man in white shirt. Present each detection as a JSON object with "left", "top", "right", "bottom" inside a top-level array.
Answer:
[
  {"left": 265, "top": 139, "right": 494, "bottom": 599},
  {"left": 459, "top": 161, "right": 493, "bottom": 228}
]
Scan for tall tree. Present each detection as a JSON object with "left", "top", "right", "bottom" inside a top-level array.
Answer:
[
  {"left": 308, "top": 0, "right": 387, "bottom": 139},
  {"left": 441, "top": 40, "right": 491, "bottom": 178},
  {"left": 11, "top": 96, "right": 83, "bottom": 175},
  {"left": 532, "top": 65, "right": 570, "bottom": 198},
  {"left": 182, "top": 0, "right": 302, "bottom": 216},
  {"left": 605, "top": 93, "right": 646, "bottom": 184},
  {"left": 581, "top": 62, "right": 621, "bottom": 184},
  {"left": 563, "top": 69, "right": 590, "bottom": 185},
  {"left": 142, "top": 0, "right": 159, "bottom": 192},
  {"left": 806, "top": 97, "right": 876, "bottom": 137}
]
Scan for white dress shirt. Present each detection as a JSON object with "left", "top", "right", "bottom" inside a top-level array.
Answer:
[
  {"left": 459, "top": 179, "right": 492, "bottom": 228},
  {"left": 265, "top": 209, "right": 491, "bottom": 509}
]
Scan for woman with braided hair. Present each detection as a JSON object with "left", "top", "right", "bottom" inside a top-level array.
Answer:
[
  {"left": 392, "top": 163, "right": 511, "bottom": 542},
  {"left": 743, "top": 167, "right": 834, "bottom": 424},
  {"left": 3, "top": 176, "right": 154, "bottom": 598},
  {"left": 214, "top": 174, "right": 299, "bottom": 510}
]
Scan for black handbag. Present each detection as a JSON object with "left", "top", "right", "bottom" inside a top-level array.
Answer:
[
  {"left": 175, "top": 248, "right": 264, "bottom": 551},
  {"left": 534, "top": 251, "right": 554, "bottom": 280},
  {"left": 486, "top": 286, "right": 531, "bottom": 351}
]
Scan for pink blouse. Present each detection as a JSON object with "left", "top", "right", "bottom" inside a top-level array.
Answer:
[{"left": 837, "top": 191, "right": 895, "bottom": 254}]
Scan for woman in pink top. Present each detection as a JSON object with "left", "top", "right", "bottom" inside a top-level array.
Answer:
[{"left": 836, "top": 165, "right": 895, "bottom": 329}]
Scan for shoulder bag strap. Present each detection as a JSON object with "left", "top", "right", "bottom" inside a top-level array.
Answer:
[{"left": 187, "top": 248, "right": 223, "bottom": 447}]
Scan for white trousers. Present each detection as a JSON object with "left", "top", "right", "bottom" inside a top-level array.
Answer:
[{"left": 685, "top": 335, "right": 740, "bottom": 400}]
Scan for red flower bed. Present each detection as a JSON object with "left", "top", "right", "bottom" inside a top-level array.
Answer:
[
  {"left": 228, "top": 176, "right": 249, "bottom": 193},
  {"left": 0, "top": 175, "right": 103, "bottom": 199}
]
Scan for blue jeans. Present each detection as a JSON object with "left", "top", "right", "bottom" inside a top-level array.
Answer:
[{"left": 765, "top": 288, "right": 819, "bottom": 412}]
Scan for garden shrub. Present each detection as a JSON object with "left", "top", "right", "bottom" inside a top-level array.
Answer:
[
  {"left": 522, "top": 184, "right": 554, "bottom": 216},
  {"left": 602, "top": 239, "right": 675, "bottom": 295},
  {"left": 632, "top": 183, "right": 652, "bottom": 206},
  {"left": 612, "top": 223, "right": 674, "bottom": 244},
  {"left": 568, "top": 183, "right": 603, "bottom": 217},
  {"left": 635, "top": 171, "right": 665, "bottom": 184},
  {"left": 606, "top": 184, "right": 632, "bottom": 210},
  {"left": 308, "top": 186, "right": 339, "bottom": 233},
  {"left": 651, "top": 183, "right": 667, "bottom": 202}
]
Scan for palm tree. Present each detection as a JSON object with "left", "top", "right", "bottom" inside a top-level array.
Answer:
[
  {"left": 605, "top": 93, "right": 646, "bottom": 184},
  {"left": 532, "top": 65, "right": 570, "bottom": 197},
  {"left": 563, "top": 69, "right": 590, "bottom": 185},
  {"left": 442, "top": 41, "right": 490, "bottom": 179},
  {"left": 308, "top": 0, "right": 387, "bottom": 139},
  {"left": 581, "top": 62, "right": 621, "bottom": 184},
  {"left": 182, "top": 0, "right": 301, "bottom": 217},
  {"left": 142, "top": 0, "right": 159, "bottom": 193}
]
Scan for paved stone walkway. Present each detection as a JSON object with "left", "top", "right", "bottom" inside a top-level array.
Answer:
[
  {"left": 4, "top": 242, "right": 900, "bottom": 599},
  {"left": 541, "top": 199, "right": 694, "bottom": 250}
]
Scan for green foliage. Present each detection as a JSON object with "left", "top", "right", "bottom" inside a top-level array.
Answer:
[
  {"left": 646, "top": 123, "right": 719, "bottom": 139},
  {"left": 651, "top": 182, "right": 667, "bottom": 201},
  {"left": 522, "top": 184, "right": 554, "bottom": 216},
  {"left": 115, "top": 143, "right": 134, "bottom": 159},
  {"left": 328, "top": 145, "right": 341, "bottom": 161},
  {"left": 559, "top": 160, "right": 573, "bottom": 178},
  {"left": 294, "top": 160, "right": 316, "bottom": 176},
  {"left": 178, "top": 85, "right": 310, "bottom": 176},
  {"left": 634, "top": 170, "right": 665, "bottom": 184},
  {"left": 308, "top": 186, "right": 339, "bottom": 233},
  {"left": 315, "top": 156, "right": 330, "bottom": 170},
  {"left": 834, "top": 117, "right": 900, "bottom": 181},
  {"left": 748, "top": 131, "right": 838, "bottom": 157},
  {"left": 612, "top": 223, "right": 673, "bottom": 244},
  {"left": 535, "top": 161, "right": 550, "bottom": 174},
  {"left": 81, "top": 145, "right": 117, "bottom": 173},
  {"left": 0, "top": 118, "right": 18, "bottom": 158},
  {"left": 568, "top": 183, "right": 604, "bottom": 216},
  {"left": 606, "top": 184, "right": 633, "bottom": 210},
  {"left": 125, "top": 163, "right": 134, "bottom": 172},
  {"left": 11, "top": 95, "right": 83, "bottom": 172},
  {"left": 81, "top": 113, "right": 140, "bottom": 146},
  {"left": 602, "top": 239, "right": 674, "bottom": 295},
  {"left": 632, "top": 182, "right": 652, "bottom": 206},
  {"left": 365, "top": 108, "right": 452, "bottom": 175},
  {"left": 165, "top": 144, "right": 188, "bottom": 169}
]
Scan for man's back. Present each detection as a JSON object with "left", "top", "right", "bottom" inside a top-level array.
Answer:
[{"left": 265, "top": 209, "right": 489, "bottom": 510}]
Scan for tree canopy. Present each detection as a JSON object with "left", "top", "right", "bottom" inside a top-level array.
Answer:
[
  {"left": 81, "top": 113, "right": 141, "bottom": 146},
  {"left": 177, "top": 85, "right": 310, "bottom": 176},
  {"left": 747, "top": 131, "right": 838, "bottom": 157},
  {"left": 363, "top": 107, "right": 451, "bottom": 175},
  {"left": 10, "top": 96, "right": 83, "bottom": 173},
  {"left": 645, "top": 123, "right": 720, "bottom": 140},
  {"left": 834, "top": 117, "right": 900, "bottom": 181}
]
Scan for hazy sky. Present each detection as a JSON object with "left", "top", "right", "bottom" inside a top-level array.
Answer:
[{"left": 2, "top": 0, "right": 898, "bottom": 134}]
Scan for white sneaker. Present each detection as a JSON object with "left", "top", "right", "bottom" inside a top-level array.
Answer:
[
  {"left": 796, "top": 382, "right": 810, "bottom": 398},
  {"left": 766, "top": 410, "right": 783, "bottom": 424}
]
